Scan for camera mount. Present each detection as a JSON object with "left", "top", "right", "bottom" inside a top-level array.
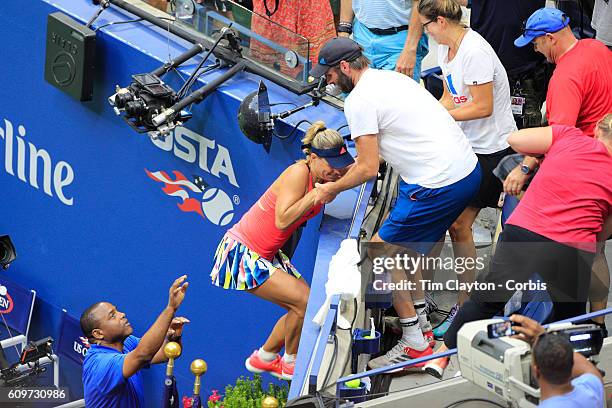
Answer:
[
  {"left": 0, "top": 337, "right": 55, "bottom": 387},
  {"left": 108, "top": 25, "right": 246, "bottom": 138}
]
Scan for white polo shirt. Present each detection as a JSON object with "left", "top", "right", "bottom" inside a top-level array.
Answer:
[{"left": 344, "top": 68, "right": 477, "bottom": 188}]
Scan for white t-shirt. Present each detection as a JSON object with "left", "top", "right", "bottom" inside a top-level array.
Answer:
[
  {"left": 344, "top": 68, "right": 477, "bottom": 188},
  {"left": 592, "top": 0, "right": 612, "bottom": 46},
  {"left": 438, "top": 29, "right": 517, "bottom": 154}
]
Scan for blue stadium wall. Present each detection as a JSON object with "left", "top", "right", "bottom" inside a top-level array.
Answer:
[{"left": 0, "top": 0, "right": 347, "bottom": 402}]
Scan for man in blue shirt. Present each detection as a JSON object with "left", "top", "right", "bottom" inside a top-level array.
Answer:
[
  {"left": 511, "top": 315, "right": 605, "bottom": 408},
  {"left": 80, "top": 275, "right": 190, "bottom": 407},
  {"left": 338, "top": 0, "right": 429, "bottom": 81}
]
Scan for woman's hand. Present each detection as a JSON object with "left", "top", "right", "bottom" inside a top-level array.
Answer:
[{"left": 315, "top": 182, "right": 338, "bottom": 204}]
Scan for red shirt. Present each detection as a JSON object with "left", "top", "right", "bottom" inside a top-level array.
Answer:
[
  {"left": 227, "top": 175, "right": 322, "bottom": 260},
  {"left": 507, "top": 125, "right": 612, "bottom": 252},
  {"left": 546, "top": 39, "right": 612, "bottom": 137}
]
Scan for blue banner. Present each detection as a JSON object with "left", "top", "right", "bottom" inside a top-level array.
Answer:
[
  {"left": 57, "top": 311, "right": 90, "bottom": 365},
  {"left": 0, "top": 277, "right": 35, "bottom": 335}
]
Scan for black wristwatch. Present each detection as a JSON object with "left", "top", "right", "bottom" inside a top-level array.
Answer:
[{"left": 338, "top": 22, "right": 353, "bottom": 34}]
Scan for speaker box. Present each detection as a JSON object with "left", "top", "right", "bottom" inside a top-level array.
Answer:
[{"left": 44, "top": 12, "right": 96, "bottom": 101}]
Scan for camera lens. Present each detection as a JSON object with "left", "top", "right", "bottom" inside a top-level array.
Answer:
[
  {"left": 115, "top": 92, "right": 134, "bottom": 109},
  {"left": 125, "top": 99, "right": 147, "bottom": 117},
  {"left": 0, "top": 235, "right": 17, "bottom": 268}
]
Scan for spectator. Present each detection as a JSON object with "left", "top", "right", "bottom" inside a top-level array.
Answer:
[
  {"left": 417, "top": 0, "right": 517, "bottom": 339},
  {"left": 249, "top": 0, "right": 336, "bottom": 77},
  {"left": 515, "top": 7, "right": 612, "bottom": 138},
  {"left": 509, "top": 7, "right": 612, "bottom": 331},
  {"left": 211, "top": 122, "right": 353, "bottom": 381},
  {"left": 511, "top": 314, "right": 605, "bottom": 408},
  {"left": 592, "top": 0, "right": 612, "bottom": 50},
  {"left": 311, "top": 37, "right": 481, "bottom": 370},
  {"left": 338, "top": 0, "right": 429, "bottom": 81},
  {"left": 424, "top": 117, "right": 612, "bottom": 379},
  {"left": 81, "top": 276, "right": 189, "bottom": 408},
  {"left": 457, "top": 0, "right": 548, "bottom": 130}
]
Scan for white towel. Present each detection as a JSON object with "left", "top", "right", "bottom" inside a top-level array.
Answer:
[{"left": 312, "top": 239, "right": 361, "bottom": 326}]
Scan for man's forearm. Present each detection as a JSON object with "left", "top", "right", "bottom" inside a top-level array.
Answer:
[
  {"left": 151, "top": 333, "right": 182, "bottom": 364},
  {"left": 340, "top": 0, "right": 354, "bottom": 23},
  {"left": 136, "top": 307, "right": 175, "bottom": 361},
  {"left": 571, "top": 352, "right": 603, "bottom": 382},
  {"left": 330, "top": 161, "right": 377, "bottom": 195},
  {"left": 404, "top": 1, "right": 423, "bottom": 53}
]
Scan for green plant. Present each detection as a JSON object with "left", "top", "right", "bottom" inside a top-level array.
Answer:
[{"left": 216, "top": 374, "right": 288, "bottom": 408}]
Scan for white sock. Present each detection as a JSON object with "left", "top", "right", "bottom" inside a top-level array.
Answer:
[
  {"left": 414, "top": 299, "right": 432, "bottom": 332},
  {"left": 258, "top": 347, "right": 277, "bottom": 362},
  {"left": 282, "top": 353, "right": 296, "bottom": 364},
  {"left": 399, "top": 316, "right": 427, "bottom": 349}
]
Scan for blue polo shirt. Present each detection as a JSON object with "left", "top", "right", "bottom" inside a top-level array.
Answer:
[
  {"left": 83, "top": 335, "right": 146, "bottom": 408},
  {"left": 538, "top": 374, "right": 604, "bottom": 408}
]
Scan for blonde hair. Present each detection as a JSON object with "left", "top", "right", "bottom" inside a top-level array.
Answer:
[
  {"left": 301, "top": 121, "right": 345, "bottom": 157},
  {"left": 597, "top": 113, "right": 612, "bottom": 138},
  {"left": 418, "top": 0, "right": 463, "bottom": 24}
]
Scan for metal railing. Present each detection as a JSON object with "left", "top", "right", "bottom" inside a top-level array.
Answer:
[{"left": 334, "top": 307, "right": 612, "bottom": 402}]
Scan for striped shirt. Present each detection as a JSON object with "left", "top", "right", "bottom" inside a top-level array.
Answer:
[{"left": 353, "top": 0, "right": 412, "bottom": 30}]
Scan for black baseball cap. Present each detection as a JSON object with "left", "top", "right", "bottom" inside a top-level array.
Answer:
[{"left": 310, "top": 37, "right": 363, "bottom": 78}]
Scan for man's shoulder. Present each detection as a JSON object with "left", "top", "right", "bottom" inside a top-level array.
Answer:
[
  {"left": 572, "top": 373, "right": 604, "bottom": 391},
  {"left": 123, "top": 335, "right": 140, "bottom": 352},
  {"left": 579, "top": 38, "right": 610, "bottom": 52},
  {"left": 558, "top": 39, "right": 609, "bottom": 69}
]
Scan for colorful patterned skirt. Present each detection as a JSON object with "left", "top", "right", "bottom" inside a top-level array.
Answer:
[{"left": 210, "top": 234, "right": 301, "bottom": 290}]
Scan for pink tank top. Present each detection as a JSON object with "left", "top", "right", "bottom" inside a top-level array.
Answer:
[{"left": 227, "top": 173, "right": 322, "bottom": 260}]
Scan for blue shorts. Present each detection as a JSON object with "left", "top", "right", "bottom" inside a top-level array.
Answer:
[
  {"left": 378, "top": 164, "right": 482, "bottom": 254},
  {"left": 353, "top": 19, "right": 429, "bottom": 82}
]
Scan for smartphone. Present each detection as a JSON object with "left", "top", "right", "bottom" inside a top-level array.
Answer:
[{"left": 487, "top": 321, "right": 516, "bottom": 338}]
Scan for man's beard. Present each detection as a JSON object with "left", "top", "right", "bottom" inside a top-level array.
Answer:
[{"left": 336, "top": 70, "right": 354, "bottom": 93}]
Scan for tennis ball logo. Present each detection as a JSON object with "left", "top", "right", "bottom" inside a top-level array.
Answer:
[{"left": 201, "top": 187, "right": 235, "bottom": 227}]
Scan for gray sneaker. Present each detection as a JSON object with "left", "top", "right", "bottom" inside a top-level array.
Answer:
[{"left": 367, "top": 340, "right": 433, "bottom": 373}]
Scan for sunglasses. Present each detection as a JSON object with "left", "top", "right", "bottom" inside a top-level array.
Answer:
[
  {"left": 423, "top": 18, "right": 437, "bottom": 29},
  {"left": 520, "top": 13, "right": 569, "bottom": 35}
]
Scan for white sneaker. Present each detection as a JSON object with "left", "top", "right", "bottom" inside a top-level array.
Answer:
[{"left": 368, "top": 340, "right": 433, "bottom": 373}]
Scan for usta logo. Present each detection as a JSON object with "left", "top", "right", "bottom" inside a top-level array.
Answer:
[
  {"left": 146, "top": 170, "right": 235, "bottom": 227},
  {"left": 74, "top": 336, "right": 90, "bottom": 358},
  {"left": 148, "top": 126, "right": 239, "bottom": 187},
  {"left": 147, "top": 126, "right": 238, "bottom": 227}
]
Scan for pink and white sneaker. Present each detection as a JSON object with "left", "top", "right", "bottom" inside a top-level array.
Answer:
[
  {"left": 245, "top": 350, "right": 283, "bottom": 379},
  {"left": 281, "top": 359, "right": 295, "bottom": 381},
  {"left": 424, "top": 355, "right": 449, "bottom": 379}
]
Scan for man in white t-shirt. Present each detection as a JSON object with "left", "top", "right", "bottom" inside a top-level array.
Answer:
[{"left": 311, "top": 37, "right": 482, "bottom": 370}]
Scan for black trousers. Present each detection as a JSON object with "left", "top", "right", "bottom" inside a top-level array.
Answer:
[{"left": 444, "top": 224, "right": 594, "bottom": 348}]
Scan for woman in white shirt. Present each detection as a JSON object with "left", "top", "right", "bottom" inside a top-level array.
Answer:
[{"left": 417, "top": 0, "right": 518, "bottom": 339}]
